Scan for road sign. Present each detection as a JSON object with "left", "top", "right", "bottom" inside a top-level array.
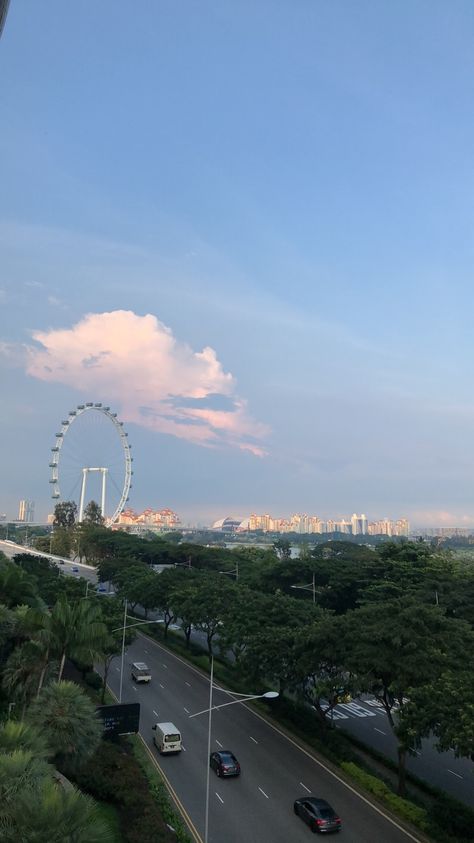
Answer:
[{"left": 97, "top": 702, "right": 140, "bottom": 736}]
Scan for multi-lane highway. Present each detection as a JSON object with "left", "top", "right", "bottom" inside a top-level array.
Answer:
[{"left": 106, "top": 633, "right": 424, "bottom": 843}]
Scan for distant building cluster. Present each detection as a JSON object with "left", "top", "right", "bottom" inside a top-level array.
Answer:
[
  {"left": 116, "top": 508, "right": 180, "bottom": 532},
  {"left": 212, "top": 512, "right": 410, "bottom": 536}
]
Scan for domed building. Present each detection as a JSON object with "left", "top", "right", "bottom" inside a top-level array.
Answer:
[{"left": 211, "top": 516, "right": 244, "bottom": 534}]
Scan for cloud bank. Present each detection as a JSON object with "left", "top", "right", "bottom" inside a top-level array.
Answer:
[{"left": 25, "top": 310, "right": 269, "bottom": 455}]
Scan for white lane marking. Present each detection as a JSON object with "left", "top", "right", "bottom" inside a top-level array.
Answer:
[
  {"left": 182, "top": 745, "right": 186, "bottom": 751},
  {"left": 339, "top": 702, "right": 376, "bottom": 718},
  {"left": 185, "top": 681, "right": 191, "bottom": 687},
  {"left": 216, "top": 739, "right": 223, "bottom": 748},
  {"left": 162, "top": 663, "right": 168, "bottom": 669},
  {"left": 184, "top": 707, "right": 190, "bottom": 714},
  {"left": 144, "top": 649, "right": 148, "bottom": 654},
  {"left": 258, "top": 787, "right": 269, "bottom": 799},
  {"left": 299, "top": 782, "right": 311, "bottom": 793},
  {"left": 136, "top": 631, "right": 424, "bottom": 843},
  {"left": 115, "top": 667, "right": 120, "bottom": 671},
  {"left": 249, "top": 736, "right": 258, "bottom": 744},
  {"left": 153, "top": 710, "right": 159, "bottom": 717},
  {"left": 374, "top": 728, "right": 387, "bottom": 735},
  {"left": 159, "top": 683, "right": 165, "bottom": 689},
  {"left": 132, "top": 686, "right": 137, "bottom": 692},
  {"left": 447, "top": 770, "right": 463, "bottom": 779},
  {"left": 216, "top": 793, "right": 224, "bottom": 804}
]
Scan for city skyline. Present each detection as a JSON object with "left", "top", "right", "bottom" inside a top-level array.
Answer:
[{"left": 2, "top": 4, "right": 474, "bottom": 526}]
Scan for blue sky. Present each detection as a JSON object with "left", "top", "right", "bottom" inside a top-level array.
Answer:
[{"left": 1, "top": 1, "right": 474, "bottom": 526}]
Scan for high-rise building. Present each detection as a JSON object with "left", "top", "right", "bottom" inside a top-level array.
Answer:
[
  {"left": 18, "top": 500, "right": 35, "bottom": 523},
  {"left": 351, "top": 513, "right": 368, "bottom": 535}
]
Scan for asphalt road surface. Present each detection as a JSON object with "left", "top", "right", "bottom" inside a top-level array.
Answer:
[{"left": 106, "top": 634, "right": 424, "bottom": 843}]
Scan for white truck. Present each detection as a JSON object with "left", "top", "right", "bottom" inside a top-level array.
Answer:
[
  {"left": 152, "top": 722, "right": 182, "bottom": 754},
  {"left": 131, "top": 662, "right": 151, "bottom": 683}
]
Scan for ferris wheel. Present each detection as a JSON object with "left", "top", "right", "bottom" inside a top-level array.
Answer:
[{"left": 49, "top": 403, "right": 133, "bottom": 525}]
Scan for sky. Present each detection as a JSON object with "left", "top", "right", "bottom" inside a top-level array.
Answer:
[{"left": 1, "top": 1, "right": 474, "bottom": 527}]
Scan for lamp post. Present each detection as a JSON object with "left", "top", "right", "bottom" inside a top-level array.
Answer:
[
  {"left": 189, "top": 656, "right": 278, "bottom": 843},
  {"left": 291, "top": 571, "right": 316, "bottom": 603},
  {"left": 219, "top": 560, "right": 239, "bottom": 580},
  {"left": 112, "top": 606, "right": 164, "bottom": 703}
]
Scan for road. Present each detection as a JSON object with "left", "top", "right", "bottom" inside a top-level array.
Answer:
[
  {"left": 106, "top": 634, "right": 424, "bottom": 843},
  {"left": 331, "top": 697, "right": 474, "bottom": 807}
]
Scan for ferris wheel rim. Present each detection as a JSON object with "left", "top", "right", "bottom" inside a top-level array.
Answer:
[{"left": 49, "top": 403, "right": 133, "bottom": 526}]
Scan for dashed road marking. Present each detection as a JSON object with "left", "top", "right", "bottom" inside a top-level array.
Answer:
[
  {"left": 447, "top": 770, "right": 463, "bottom": 779},
  {"left": 249, "top": 736, "right": 258, "bottom": 744},
  {"left": 299, "top": 782, "right": 311, "bottom": 793},
  {"left": 184, "top": 707, "right": 190, "bottom": 714},
  {"left": 216, "top": 793, "right": 224, "bottom": 804},
  {"left": 162, "top": 663, "right": 168, "bottom": 669},
  {"left": 374, "top": 728, "right": 387, "bottom": 735},
  {"left": 159, "top": 683, "right": 165, "bottom": 689},
  {"left": 186, "top": 681, "right": 191, "bottom": 687},
  {"left": 132, "top": 686, "right": 137, "bottom": 692},
  {"left": 153, "top": 710, "right": 159, "bottom": 717},
  {"left": 258, "top": 787, "right": 269, "bottom": 799},
  {"left": 216, "top": 739, "right": 223, "bottom": 748}
]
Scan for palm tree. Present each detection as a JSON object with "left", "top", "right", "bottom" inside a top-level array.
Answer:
[
  {"left": 0, "top": 720, "right": 49, "bottom": 759},
  {"left": 2, "top": 641, "right": 45, "bottom": 717},
  {"left": 0, "top": 561, "right": 39, "bottom": 609},
  {"left": 28, "top": 681, "right": 103, "bottom": 775},
  {"left": 5, "top": 777, "right": 113, "bottom": 843},
  {"left": 26, "top": 594, "right": 107, "bottom": 693},
  {"left": 0, "top": 729, "right": 112, "bottom": 843}
]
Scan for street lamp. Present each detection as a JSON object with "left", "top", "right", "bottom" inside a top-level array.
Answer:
[
  {"left": 219, "top": 560, "right": 239, "bottom": 580},
  {"left": 291, "top": 571, "right": 316, "bottom": 604},
  {"left": 189, "top": 655, "right": 278, "bottom": 843},
  {"left": 112, "top": 602, "right": 166, "bottom": 702}
]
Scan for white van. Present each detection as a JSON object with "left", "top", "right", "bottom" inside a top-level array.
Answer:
[
  {"left": 152, "top": 722, "right": 182, "bottom": 754},
  {"left": 131, "top": 662, "right": 151, "bottom": 683}
]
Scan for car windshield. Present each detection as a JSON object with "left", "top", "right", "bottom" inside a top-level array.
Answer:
[
  {"left": 221, "top": 754, "right": 235, "bottom": 763},
  {"left": 319, "top": 809, "right": 334, "bottom": 819}
]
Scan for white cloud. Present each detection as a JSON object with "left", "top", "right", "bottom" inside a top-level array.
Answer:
[{"left": 25, "top": 310, "right": 269, "bottom": 455}]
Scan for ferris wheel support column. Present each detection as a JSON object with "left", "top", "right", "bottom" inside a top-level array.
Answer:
[
  {"left": 79, "top": 468, "right": 88, "bottom": 523},
  {"left": 101, "top": 468, "right": 108, "bottom": 519}
]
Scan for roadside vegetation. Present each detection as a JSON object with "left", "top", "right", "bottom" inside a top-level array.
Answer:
[{"left": 1, "top": 507, "right": 474, "bottom": 841}]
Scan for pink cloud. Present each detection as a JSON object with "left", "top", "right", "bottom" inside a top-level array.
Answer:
[{"left": 26, "top": 310, "right": 269, "bottom": 454}]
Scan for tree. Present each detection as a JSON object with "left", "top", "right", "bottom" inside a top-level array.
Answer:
[
  {"left": 82, "top": 500, "right": 105, "bottom": 526},
  {"left": 398, "top": 671, "right": 474, "bottom": 761},
  {"left": 184, "top": 573, "right": 236, "bottom": 658},
  {"left": 50, "top": 527, "right": 73, "bottom": 558},
  {"left": 342, "top": 600, "right": 474, "bottom": 795},
  {"left": 27, "top": 594, "right": 107, "bottom": 690},
  {"left": 29, "top": 681, "right": 103, "bottom": 774},
  {"left": 53, "top": 501, "right": 77, "bottom": 529},
  {"left": 0, "top": 560, "right": 39, "bottom": 609},
  {"left": 272, "top": 538, "right": 292, "bottom": 560},
  {"left": 0, "top": 723, "right": 112, "bottom": 843},
  {"left": 97, "top": 598, "right": 135, "bottom": 704},
  {"left": 2, "top": 640, "right": 48, "bottom": 717}
]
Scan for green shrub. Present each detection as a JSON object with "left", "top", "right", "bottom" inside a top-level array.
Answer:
[
  {"left": 428, "top": 794, "right": 474, "bottom": 841},
  {"left": 340, "top": 763, "right": 429, "bottom": 831},
  {"left": 74, "top": 740, "right": 178, "bottom": 843}
]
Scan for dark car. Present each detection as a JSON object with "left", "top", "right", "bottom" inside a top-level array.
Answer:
[
  {"left": 71, "top": 566, "right": 79, "bottom": 573},
  {"left": 210, "top": 750, "right": 240, "bottom": 777},
  {"left": 294, "top": 797, "right": 341, "bottom": 834}
]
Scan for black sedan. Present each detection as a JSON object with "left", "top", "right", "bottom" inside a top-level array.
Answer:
[
  {"left": 210, "top": 750, "right": 241, "bottom": 777},
  {"left": 294, "top": 797, "right": 341, "bottom": 834}
]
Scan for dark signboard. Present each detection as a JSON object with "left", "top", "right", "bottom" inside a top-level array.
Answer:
[{"left": 97, "top": 703, "right": 140, "bottom": 736}]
